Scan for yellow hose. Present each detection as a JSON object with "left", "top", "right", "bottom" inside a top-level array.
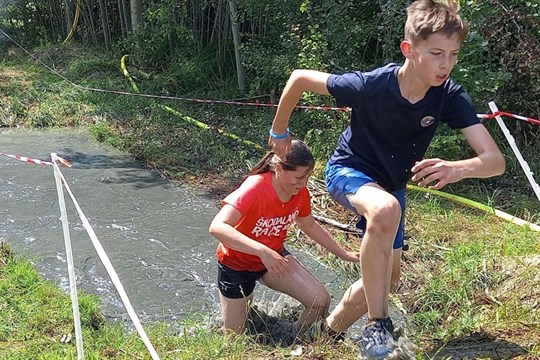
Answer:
[
  {"left": 120, "top": 55, "right": 538, "bottom": 232},
  {"left": 62, "top": 0, "right": 81, "bottom": 44},
  {"left": 407, "top": 184, "right": 540, "bottom": 232},
  {"left": 120, "top": 56, "right": 263, "bottom": 151},
  {"left": 120, "top": 55, "right": 140, "bottom": 93}
]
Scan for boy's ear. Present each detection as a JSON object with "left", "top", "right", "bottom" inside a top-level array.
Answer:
[{"left": 400, "top": 40, "right": 413, "bottom": 58}]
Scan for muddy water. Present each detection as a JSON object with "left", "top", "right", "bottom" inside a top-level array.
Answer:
[{"left": 0, "top": 128, "right": 357, "bottom": 330}]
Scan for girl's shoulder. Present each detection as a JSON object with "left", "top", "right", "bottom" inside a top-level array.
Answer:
[{"left": 237, "top": 172, "right": 272, "bottom": 193}]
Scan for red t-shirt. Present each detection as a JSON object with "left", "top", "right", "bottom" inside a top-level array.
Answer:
[{"left": 216, "top": 171, "right": 311, "bottom": 271}]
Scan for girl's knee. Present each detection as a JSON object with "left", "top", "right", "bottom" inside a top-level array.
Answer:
[{"left": 305, "top": 290, "right": 331, "bottom": 312}]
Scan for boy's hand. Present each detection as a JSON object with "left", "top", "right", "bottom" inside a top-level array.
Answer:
[
  {"left": 268, "top": 135, "right": 291, "bottom": 160},
  {"left": 411, "top": 158, "right": 462, "bottom": 189}
]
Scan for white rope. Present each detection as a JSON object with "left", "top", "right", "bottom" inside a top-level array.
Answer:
[
  {"left": 489, "top": 102, "right": 540, "bottom": 203},
  {"left": 53, "top": 162, "right": 161, "bottom": 360},
  {"left": 52, "top": 153, "right": 84, "bottom": 359}
]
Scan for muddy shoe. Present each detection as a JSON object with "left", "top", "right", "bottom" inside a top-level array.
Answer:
[
  {"left": 301, "top": 320, "right": 345, "bottom": 343},
  {"left": 358, "top": 318, "right": 397, "bottom": 359},
  {"left": 351, "top": 324, "right": 403, "bottom": 344}
]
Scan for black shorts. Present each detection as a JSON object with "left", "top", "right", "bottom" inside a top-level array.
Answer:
[{"left": 217, "top": 248, "right": 291, "bottom": 299}]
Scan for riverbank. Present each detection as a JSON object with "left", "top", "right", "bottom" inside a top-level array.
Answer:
[
  {"left": 1, "top": 46, "right": 540, "bottom": 358},
  {"left": 0, "top": 240, "right": 364, "bottom": 359}
]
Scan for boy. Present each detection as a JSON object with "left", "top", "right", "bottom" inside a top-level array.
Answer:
[{"left": 267, "top": 0, "right": 505, "bottom": 358}]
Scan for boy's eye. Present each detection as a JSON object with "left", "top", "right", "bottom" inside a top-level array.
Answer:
[{"left": 431, "top": 52, "right": 441, "bottom": 56}]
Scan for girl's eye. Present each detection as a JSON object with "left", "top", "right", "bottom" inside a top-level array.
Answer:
[{"left": 431, "top": 52, "right": 441, "bottom": 56}]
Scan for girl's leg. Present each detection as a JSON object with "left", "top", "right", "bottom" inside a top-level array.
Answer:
[
  {"left": 327, "top": 248, "right": 402, "bottom": 332},
  {"left": 261, "top": 255, "right": 330, "bottom": 333},
  {"left": 219, "top": 292, "right": 254, "bottom": 335}
]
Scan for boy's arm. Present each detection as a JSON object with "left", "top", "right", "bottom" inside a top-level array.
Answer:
[
  {"left": 269, "top": 70, "right": 331, "bottom": 158},
  {"left": 295, "top": 214, "right": 360, "bottom": 262},
  {"left": 411, "top": 123, "right": 506, "bottom": 189}
]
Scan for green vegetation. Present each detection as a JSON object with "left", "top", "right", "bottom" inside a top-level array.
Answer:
[
  {"left": 1, "top": 50, "right": 539, "bottom": 358},
  {"left": 0, "top": 242, "right": 278, "bottom": 359},
  {"left": 1, "top": 0, "right": 540, "bottom": 358}
]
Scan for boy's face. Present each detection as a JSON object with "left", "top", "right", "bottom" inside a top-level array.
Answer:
[{"left": 406, "top": 32, "right": 461, "bottom": 86}]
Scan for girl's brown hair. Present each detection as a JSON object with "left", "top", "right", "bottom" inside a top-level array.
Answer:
[
  {"left": 247, "top": 140, "right": 315, "bottom": 177},
  {"left": 405, "top": 0, "right": 469, "bottom": 44}
]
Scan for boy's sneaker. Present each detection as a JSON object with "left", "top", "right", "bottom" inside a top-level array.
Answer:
[
  {"left": 359, "top": 318, "right": 397, "bottom": 359},
  {"left": 351, "top": 323, "right": 403, "bottom": 344}
]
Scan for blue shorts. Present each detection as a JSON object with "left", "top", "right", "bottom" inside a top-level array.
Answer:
[{"left": 325, "top": 164, "right": 405, "bottom": 249}]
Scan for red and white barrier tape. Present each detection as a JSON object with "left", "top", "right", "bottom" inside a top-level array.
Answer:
[
  {"left": 478, "top": 111, "right": 540, "bottom": 126},
  {"left": 2, "top": 28, "right": 539, "bottom": 126},
  {"left": 0, "top": 152, "right": 72, "bottom": 167}
]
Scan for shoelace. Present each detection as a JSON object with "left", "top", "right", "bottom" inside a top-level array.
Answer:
[{"left": 363, "top": 324, "right": 391, "bottom": 347}]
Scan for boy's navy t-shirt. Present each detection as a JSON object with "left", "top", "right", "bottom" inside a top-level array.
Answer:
[{"left": 326, "top": 63, "right": 479, "bottom": 191}]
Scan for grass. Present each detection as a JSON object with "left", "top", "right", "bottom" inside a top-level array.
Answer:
[
  {"left": 0, "top": 242, "right": 363, "bottom": 359},
  {"left": 1, "top": 44, "right": 540, "bottom": 358}
]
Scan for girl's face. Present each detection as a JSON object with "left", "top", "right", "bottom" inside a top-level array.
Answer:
[{"left": 276, "top": 165, "right": 312, "bottom": 195}]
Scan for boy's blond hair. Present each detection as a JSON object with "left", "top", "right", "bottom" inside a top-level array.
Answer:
[{"left": 405, "top": 0, "right": 469, "bottom": 44}]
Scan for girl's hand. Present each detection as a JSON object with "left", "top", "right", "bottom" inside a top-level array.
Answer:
[
  {"left": 260, "top": 249, "right": 289, "bottom": 277},
  {"left": 340, "top": 250, "right": 360, "bottom": 262}
]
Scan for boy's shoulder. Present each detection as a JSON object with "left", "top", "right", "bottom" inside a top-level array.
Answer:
[
  {"left": 362, "top": 63, "right": 400, "bottom": 87},
  {"left": 332, "top": 63, "right": 398, "bottom": 79},
  {"left": 361, "top": 63, "right": 400, "bottom": 92},
  {"left": 365, "top": 63, "right": 400, "bottom": 76},
  {"left": 327, "top": 63, "right": 401, "bottom": 100}
]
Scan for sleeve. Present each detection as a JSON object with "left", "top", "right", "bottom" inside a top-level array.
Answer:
[
  {"left": 221, "top": 176, "right": 259, "bottom": 215},
  {"left": 326, "top": 71, "right": 366, "bottom": 108},
  {"left": 298, "top": 187, "right": 312, "bottom": 218},
  {"left": 443, "top": 89, "right": 480, "bottom": 129}
]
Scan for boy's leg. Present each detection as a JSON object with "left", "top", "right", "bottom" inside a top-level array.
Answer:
[
  {"left": 325, "top": 165, "right": 405, "bottom": 355},
  {"left": 348, "top": 183, "right": 401, "bottom": 320},
  {"left": 348, "top": 186, "right": 405, "bottom": 358},
  {"left": 219, "top": 292, "right": 253, "bottom": 335},
  {"left": 261, "top": 255, "right": 331, "bottom": 333},
  {"left": 327, "top": 248, "right": 402, "bottom": 332}
]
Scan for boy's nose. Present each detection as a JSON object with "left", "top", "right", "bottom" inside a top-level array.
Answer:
[{"left": 440, "top": 55, "right": 450, "bottom": 69}]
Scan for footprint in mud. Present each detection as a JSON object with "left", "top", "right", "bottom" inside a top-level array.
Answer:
[
  {"left": 245, "top": 303, "right": 301, "bottom": 347},
  {"left": 246, "top": 302, "right": 417, "bottom": 359}
]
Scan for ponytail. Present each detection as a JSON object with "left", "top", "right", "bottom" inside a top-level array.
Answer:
[{"left": 246, "top": 140, "right": 315, "bottom": 179}]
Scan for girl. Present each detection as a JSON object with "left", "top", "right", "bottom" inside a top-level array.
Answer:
[{"left": 209, "top": 139, "right": 359, "bottom": 335}]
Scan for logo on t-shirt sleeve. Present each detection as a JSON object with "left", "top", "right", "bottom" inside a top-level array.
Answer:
[{"left": 252, "top": 210, "right": 300, "bottom": 237}]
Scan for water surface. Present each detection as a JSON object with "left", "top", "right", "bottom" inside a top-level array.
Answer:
[{"left": 0, "top": 128, "right": 351, "bottom": 327}]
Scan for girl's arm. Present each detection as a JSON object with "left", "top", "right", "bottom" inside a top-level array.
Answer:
[
  {"left": 209, "top": 204, "right": 289, "bottom": 276},
  {"left": 295, "top": 214, "right": 359, "bottom": 262}
]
